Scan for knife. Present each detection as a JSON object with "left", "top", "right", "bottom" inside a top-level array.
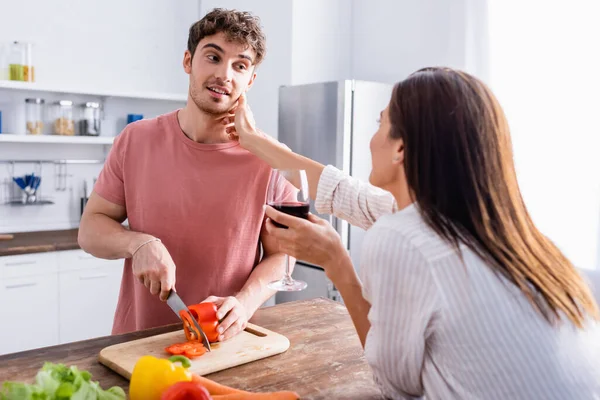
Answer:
[{"left": 166, "top": 290, "right": 212, "bottom": 352}]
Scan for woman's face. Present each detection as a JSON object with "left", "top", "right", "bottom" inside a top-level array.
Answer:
[{"left": 369, "top": 104, "right": 404, "bottom": 191}]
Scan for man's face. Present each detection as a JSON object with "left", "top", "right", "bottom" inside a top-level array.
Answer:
[{"left": 183, "top": 32, "right": 257, "bottom": 115}]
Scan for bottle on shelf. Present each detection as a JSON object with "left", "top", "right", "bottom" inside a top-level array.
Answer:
[
  {"left": 52, "top": 100, "right": 74, "bottom": 136},
  {"left": 80, "top": 102, "right": 101, "bottom": 136},
  {"left": 8, "top": 41, "right": 34, "bottom": 82},
  {"left": 25, "top": 98, "right": 44, "bottom": 135}
]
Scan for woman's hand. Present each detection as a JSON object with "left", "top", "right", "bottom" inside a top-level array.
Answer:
[
  {"left": 264, "top": 206, "right": 350, "bottom": 278},
  {"left": 221, "top": 93, "right": 259, "bottom": 149}
]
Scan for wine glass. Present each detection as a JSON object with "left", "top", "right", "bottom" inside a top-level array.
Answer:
[{"left": 266, "top": 168, "right": 309, "bottom": 291}]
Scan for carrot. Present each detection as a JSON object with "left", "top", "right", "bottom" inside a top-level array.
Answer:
[
  {"left": 191, "top": 374, "right": 243, "bottom": 395},
  {"left": 191, "top": 375, "right": 299, "bottom": 399}
]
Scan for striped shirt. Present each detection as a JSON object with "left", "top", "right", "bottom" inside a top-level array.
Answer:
[{"left": 315, "top": 165, "right": 600, "bottom": 400}]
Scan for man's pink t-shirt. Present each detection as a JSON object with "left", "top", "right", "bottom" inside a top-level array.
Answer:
[{"left": 94, "top": 110, "right": 295, "bottom": 334}]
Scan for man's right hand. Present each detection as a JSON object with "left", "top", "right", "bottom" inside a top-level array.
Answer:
[{"left": 131, "top": 238, "right": 176, "bottom": 301}]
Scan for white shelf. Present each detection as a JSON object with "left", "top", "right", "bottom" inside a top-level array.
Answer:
[
  {"left": 0, "top": 134, "right": 114, "bottom": 145},
  {"left": 0, "top": 80, "right": 187, "bottom": 102}
]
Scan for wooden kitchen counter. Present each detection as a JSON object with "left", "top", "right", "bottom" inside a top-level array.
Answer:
[
  {"left": 0, "top": 229, "right": 80, "bottom": 256},
  {"left": 0, "top": 298, "right": 382, "bottom": 399}
]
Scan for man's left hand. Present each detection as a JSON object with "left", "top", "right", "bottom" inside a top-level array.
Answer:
[{"left": 202, "top": 295, "right": 250, "bottom": 341}]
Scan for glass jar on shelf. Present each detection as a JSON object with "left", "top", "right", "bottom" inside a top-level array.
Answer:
[
  {"left": 25, "top": 98, "right": 44, "bottom": 135},
  {"left": 9, "top": 41, "right": 24, "bottom": 81},
  {"left": 53, "top": 100, "right": 74, "bottom": 135},
  {"left": 79, "top": 102, "right": 101, "bottom": 136},
  {"left": 8, "top": 41, "right": 34, "bottom": 82}
]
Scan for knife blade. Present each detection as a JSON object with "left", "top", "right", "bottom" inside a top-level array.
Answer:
[{"left": 166, "top": 290, "right": 212, "bottom": 352}]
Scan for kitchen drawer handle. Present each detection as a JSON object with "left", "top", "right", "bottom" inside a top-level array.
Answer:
[
  {"left": 5, "top": 282, "right": 37, "bottom": 289},
  {"left": 79, "top": 274, "right": 108, "bottom": 280},
  {"left": 5, "top": 260, "right": 37, "bottom": 267}
]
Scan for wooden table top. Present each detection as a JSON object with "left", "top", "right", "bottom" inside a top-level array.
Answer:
[
  {"left": 0, "top": 228, "right": 80, "bottom": 256},
  {"left": 0, "top": 298, "right": 382, "bottom": 399}
]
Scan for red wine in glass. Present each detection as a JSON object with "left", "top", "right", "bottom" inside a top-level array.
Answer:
[
  {"left": 266, "top": 168, "right": 309, "bottom": 292},
  {"left": 268, "top": 201, "right": 310, "bottom": 228}
]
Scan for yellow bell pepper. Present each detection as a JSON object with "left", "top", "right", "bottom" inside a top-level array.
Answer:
[{"left": 129, "top": 355, "right": 193, "bottom": 400}]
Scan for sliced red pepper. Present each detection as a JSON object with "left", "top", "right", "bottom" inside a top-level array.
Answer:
[
  {"left": 160, "top": 381, "right": 212, "bottom": 400},
  {"left": 184, "top": 346, "right": 207, "bottom": 359},
  {"left": 166, "top": 341, "right": 207, "bottom": 359},
  {"left": 165, "top": 342, "right": 196, "bottom": 356}
]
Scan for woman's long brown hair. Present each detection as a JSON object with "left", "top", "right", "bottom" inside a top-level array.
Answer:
[{"left": 389, "top": 67, "right": 599, "bottom": 327}]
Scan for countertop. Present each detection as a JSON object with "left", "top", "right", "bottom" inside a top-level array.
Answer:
[
  {"left": 0, "top": 229, "right": 80, "bottom": 256},
  {"left": 0, "top": 298, "right": 382, "bottom": 399}
]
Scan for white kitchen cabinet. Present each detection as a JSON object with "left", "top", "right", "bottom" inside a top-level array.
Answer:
[
  {"left": 0, "top": 252, "right": 57, "bottom": 279},
  {"left": 57, "top": 249, "right": 115, "bottom": 271},
  {"left": 58, "top": 260, "right": 123, "bottom": 344},
  {"left": 0, "top": 253, "right": 59, "bottom": 355},
  {"left": 0, "top": 250, "right": 124, "bottom": 355}
]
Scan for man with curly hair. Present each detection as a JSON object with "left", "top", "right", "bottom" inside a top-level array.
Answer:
[{"left": 79, "top": 9, "right": 295, "bottom": 340}]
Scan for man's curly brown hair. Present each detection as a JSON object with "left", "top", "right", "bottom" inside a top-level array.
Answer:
[{"left": 188, "top": 8, "right": 266, "bottom": 66}]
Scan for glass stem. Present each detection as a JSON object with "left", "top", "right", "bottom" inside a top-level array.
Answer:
[{"left": 284, "top": 254, "right": 293, "bottom": 283}]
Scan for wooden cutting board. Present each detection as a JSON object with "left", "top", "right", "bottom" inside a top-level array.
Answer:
[{"left": 98, "top": 323, "right": 290, "bottom": 379}]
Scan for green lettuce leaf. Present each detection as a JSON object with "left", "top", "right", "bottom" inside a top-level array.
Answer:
[
  {"left": 1, "top": 381, "right": 48, "bottom": 400},
  {"left": 1, "top": 363, "right": 126, "bottom": 400}
]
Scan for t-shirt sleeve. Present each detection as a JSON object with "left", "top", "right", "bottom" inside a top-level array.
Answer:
[{"left": 93, "top": 130, "right": 128, "bottom": 206}]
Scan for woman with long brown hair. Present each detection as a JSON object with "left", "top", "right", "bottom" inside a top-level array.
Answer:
[{"left": 229, "top": 67, "right": 600, "bottom": 399}]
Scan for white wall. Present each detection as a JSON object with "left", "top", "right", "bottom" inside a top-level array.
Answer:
[
  {"left": 488, "top": 0, "right": 600, "bottom": 272},
  {"left": 351, "top": 0, "right": 486, "bottom": 84},
  {"left": 290, "top": 0, "right": 353, "bottom": 85}
]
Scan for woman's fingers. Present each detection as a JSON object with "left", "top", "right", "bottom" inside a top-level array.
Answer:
[
  {"left": 266, "top": 209, "right": 344, "bottom": 268},
  {"left": 265, "top": 218, "right": 296, "bottom": 240},
  {"left": 215, "top": 112, "right": 236, "bottom": 120}
]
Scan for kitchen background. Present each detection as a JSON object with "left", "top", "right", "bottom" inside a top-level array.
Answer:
[{"left": 0, "top": 0, "right": 598, "bottom": 355}]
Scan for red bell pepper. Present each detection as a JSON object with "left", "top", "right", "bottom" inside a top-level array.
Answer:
[
  {"left": 183, "top": 302, "right": 220, "bottom": 343},
  {"left": 161, "top": 381, "right": 212, "bottom": 400}
]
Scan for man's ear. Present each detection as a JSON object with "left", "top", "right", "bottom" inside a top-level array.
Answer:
[
  {"left": 183, "top": 50, "right": 192, "bottom": 75},
  {"left": 245, "top": 71, "right": 257, "bottom": 92}
]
